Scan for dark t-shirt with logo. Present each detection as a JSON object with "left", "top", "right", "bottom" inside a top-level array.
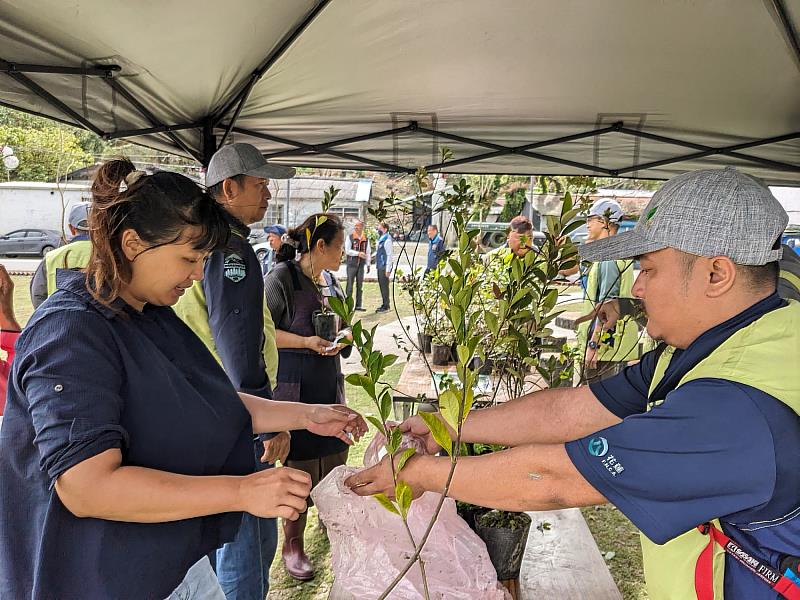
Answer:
[{"left": 565, "top": 293, "right": 800, "bottom": 599}]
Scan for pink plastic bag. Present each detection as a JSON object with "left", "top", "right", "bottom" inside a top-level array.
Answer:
[
  {"left": 312, "top": 433, "right": 510, "bottom": 599},
  {"left": 361, "top": 426, "right": 428, "bottom": 468}
]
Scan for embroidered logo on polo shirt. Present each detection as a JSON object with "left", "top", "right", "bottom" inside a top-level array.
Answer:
[
  {"left": 588, "top": 437, "right": 609, "bottom": 457},
  {"left": 224, "top": 253, "right": 246, "bottom": 283}
]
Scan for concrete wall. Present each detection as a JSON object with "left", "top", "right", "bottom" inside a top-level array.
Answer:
[{"left": 0, "top": 182, "right": 91, "bottom": 235}]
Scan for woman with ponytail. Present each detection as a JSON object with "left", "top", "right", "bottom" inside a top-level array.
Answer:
[
  {"left": 0, "top": 160, "right": 366, "bottom": 600},
  {"left": 263, "top": 213, "right": 352, "bottom": 580}
]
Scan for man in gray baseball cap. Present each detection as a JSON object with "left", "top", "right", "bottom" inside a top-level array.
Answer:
[
  {"left": 175, "top": 142, "right": 295, "bottom": 599},
  {"left": 346, "top": 167, "right": 800, "bottom": 600},
  {"left": 205, "top": 142, "right": 295, "bottom": 188}
]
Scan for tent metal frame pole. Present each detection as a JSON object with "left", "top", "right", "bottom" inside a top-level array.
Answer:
[
  {"left": 1, "top": 56, "right": 106, "bottom": 137},
  {"left": 424, "top": 124, "right": 623, "bottom": 171},
  {"left": 229, "top": 126, "right": 414, "bottom": 173},
  {"left": 263, "top": 123, "right": 418, "bottom": 159},
  {"left": 769, "top": 0, "right": 800, "bottom": 67},
  {"left": 616, "top": 128, "right": 800, "bottom": 174},
  {"left": 415, "top": 125, "right": 615, "bottom": 174},
  {"left": 103, "top": 77, "right": 202, "bottom": 162},
  {"left": 201, "top": 120, "right": 217, "bottom": 168},
  {"left": 104, "top": 122, "right": 201, "bottom": 140},
  {"left": 213, "top": 0, "right": 333, "bottom": 147},
  {"left": 0, "top": 60, "right": 121, "bottom": 78}
]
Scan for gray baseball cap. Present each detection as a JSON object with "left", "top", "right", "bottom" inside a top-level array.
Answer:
[
  {"left": 205, "top": 143, "right": 295, "bottom": 188},
  {"left": 579, "top": 167, "right": 787, "bottom": 266},
  {"left": 68, "top": 202, "right": 90, "bottom": 231}
]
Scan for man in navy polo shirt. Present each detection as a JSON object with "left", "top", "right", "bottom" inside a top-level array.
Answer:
[
  {"left": 174, "top": 143, "right": 295, "bottom": 600},
  {"left": 348, "top": 168, "right": 800, "bottom": 600}
]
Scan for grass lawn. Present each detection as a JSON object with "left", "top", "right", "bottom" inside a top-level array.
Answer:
[
  {"left": 345, "top": 280, "right": 415, "bottom": 329},
  {"left": 10, "top": 275, "right": 34, "bottom": 327}
]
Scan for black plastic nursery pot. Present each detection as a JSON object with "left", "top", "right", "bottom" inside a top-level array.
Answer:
[
  {"left": 312, "top": 310, "right": 337, "bottom": 342},
  {"left": 476, "top": 512, "right": 532, "bottom": 580},
  {"left": 431, "top": 343, "right": 451, "bottom": 365},
  {"left": 417, "top": 332, "right": 433, "bottom": 353}
]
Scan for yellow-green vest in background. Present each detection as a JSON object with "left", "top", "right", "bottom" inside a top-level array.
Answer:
[
  {"left": 45, "top": 240, "right": 92, "bottom": 295},
  {"left": 577, "top": 259, "right": 642, "bottom": 363}
]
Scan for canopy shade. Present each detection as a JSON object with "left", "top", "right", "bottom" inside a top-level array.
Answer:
[{"left": 1, "top": 0, "right": 799, "bottom": 183}]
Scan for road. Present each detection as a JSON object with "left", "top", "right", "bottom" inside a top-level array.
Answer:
[{"left": 0, "top": 257, "right": 40, "bottom": 274}]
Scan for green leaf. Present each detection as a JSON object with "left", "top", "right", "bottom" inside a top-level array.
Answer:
[
  {"left": 366, "top": 415, "right": 386, "bottom": 436},
  {"left": 438, "top": 389, "right": 461, "bottom": 431},
  {"left": 395, "top": 448, "right": 416, "bottom": 473},
  {"left": 345, "top": 373, "right": 362, "bottom": 386},
  {"left": 485, "top": 311, "right": 499, "bottom": 336},
  {"left": 379, "top": 389, "right": 392, "bottom": 421},
  {"left": 395, "top": 480, "right": 413, "bottom": 519},
  {"left": 381, "top": 354, "right": 398, "bottom": 369},
  {"left": 373, "top": 493, "right": 399, "bottom": 515},
  {"left": 418, "top": 411, "right": 453, "bottom": 456}
]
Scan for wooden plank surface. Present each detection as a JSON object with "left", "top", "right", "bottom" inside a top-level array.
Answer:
[{"left": 520, "top": 508, "right": 622, "bottom": 600}]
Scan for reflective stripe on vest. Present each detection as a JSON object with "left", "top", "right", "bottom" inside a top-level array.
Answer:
[
  {"left": 45, "top": 240, "right": 92, "bottom": 296},
  {"left": 642, "top": 300, "right": 800, "bottom": 600},
  {"left": 695, "top": 521, "right": 800, "bottom": 600}
]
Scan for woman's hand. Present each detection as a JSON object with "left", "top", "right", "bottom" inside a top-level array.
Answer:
[
  {"left": 238, "top": 467, "right": 312, "bottom": 520},
  {"left": 305, "top": 405, "right": 368, "bottom": 444},
  {"left": 304, "top": 335, "right": 345, "bottom": 356},
  {"left": 260, "top": 432, "right": 291, "bottom": 464}
]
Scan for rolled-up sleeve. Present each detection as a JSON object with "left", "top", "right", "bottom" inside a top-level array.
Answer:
[{"left": 15, "top": 311, "right": 128, "bottom": 487}]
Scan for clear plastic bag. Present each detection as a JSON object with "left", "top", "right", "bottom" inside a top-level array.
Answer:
[{"left": 312, "top": 432, "right": 510, "bottom": 599}]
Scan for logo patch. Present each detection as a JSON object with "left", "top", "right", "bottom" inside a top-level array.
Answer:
[
  {"left": 588, "top": 437, "right": 609, "bottom": 457},
  {"left": 224, "top": 253, "right": 246, "bottom": 282}
]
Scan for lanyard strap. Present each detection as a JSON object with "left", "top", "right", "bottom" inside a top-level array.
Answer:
[{"left": 695, "top": 522, "right": 800, "bottom": 600}]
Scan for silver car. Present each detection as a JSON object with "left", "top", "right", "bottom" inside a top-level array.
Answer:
[{"left": 0, "top": 229, "right": 64, "bottom": 257}]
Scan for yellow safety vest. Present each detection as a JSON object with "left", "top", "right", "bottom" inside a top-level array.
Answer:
[
  {"left": 577, "top": 259, "right": 642, "bottom": 362},
  {"left": 45, "top": 240, "right": 92, "bottom": 295},
  {"left": 173, "top": 281, "right": 279, "bottom": 389},
  {"left": 640, "top": 300, "right": 800, "bottom": 600}
]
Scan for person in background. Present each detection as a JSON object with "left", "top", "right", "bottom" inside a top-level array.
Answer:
[
  {"left": 573, "top": 199, "right": 640, "bottom": 382},
  {"left": 375, "top": 221, "right": 394, "bottom": 313},
  {"left": 345, "top": 220, "right": 370, "bottom": 311},
  {"left": 260, "top": 224, "right": 287, "bottom": 276},
  {"left": 30, "top": 202, "right": 92, "bottom": 308},
  {"left": 264, "top": 213, "right": 352, "bottom": 581},
  {"left": 0, "top": 160, "right": 366, "bottom": 600},
  {"left": 0, "top": 264, "right": 21, "bottom": 415},
  {"left": 425, "top": 224, "right": 446, "bottom": 275},
  {"left": 173, "top": 142, "right": 293, "bottom": 600}
]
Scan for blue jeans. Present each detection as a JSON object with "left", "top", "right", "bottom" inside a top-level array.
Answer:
[{"left": 211, "top": 443, "right": 278, "bottom": 600}]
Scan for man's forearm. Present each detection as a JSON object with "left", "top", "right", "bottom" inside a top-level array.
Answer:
[
  {"left": 460, "top": 385, "right": 620, "bottom": 446},
  {"left": 406, "top": 444, "right": 606, "bottom": 512}
]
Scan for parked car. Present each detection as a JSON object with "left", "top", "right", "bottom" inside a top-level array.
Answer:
[
  {"left": 567, "top": 219, "right": 637, "bottom": 246},
  {"left": 0, "top": 229, "right": 64, "bottom": 257},
  {"left": 252, "top": 241, "right": 271, "bottom": 262},
  {"left": 783, "top": 226, "right": 800, "bottom": 255}
]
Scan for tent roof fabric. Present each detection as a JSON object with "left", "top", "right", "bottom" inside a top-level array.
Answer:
[{"left": 1, "top": 0, "right": 799, "bottom": 183}]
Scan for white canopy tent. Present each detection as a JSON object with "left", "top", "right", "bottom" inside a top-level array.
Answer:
[{"left": 1, "top": 0, "right": 799, "bottom": 183}]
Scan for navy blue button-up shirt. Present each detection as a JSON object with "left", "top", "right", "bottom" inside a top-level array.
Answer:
[{"left": 0, "top": 269, "right": 254, "bottom": 599}]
